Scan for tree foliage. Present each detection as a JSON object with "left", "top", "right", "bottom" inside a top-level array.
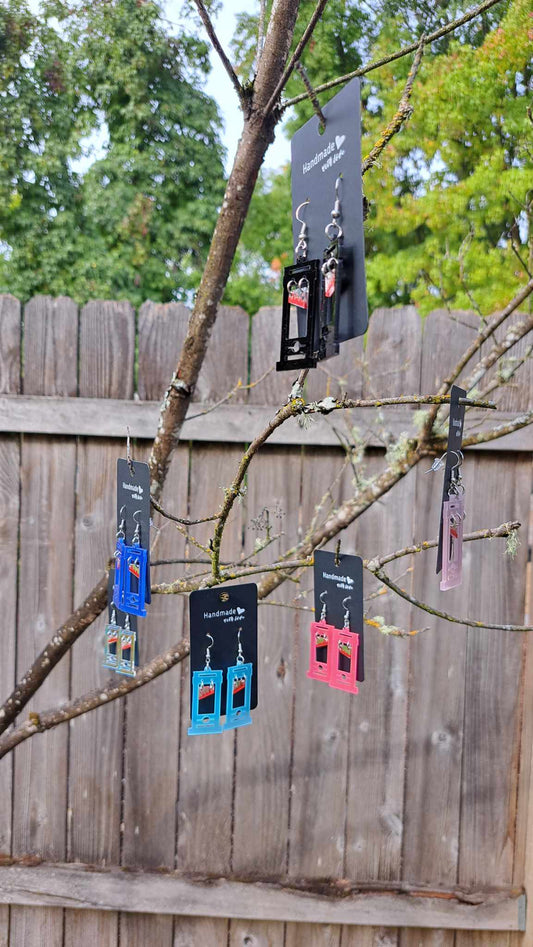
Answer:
[
  {"left": 0, "top": 0, "right": 225, "bottom": 304},
  {"left": 233, "top": 0, "right": 531, "bottom": 314}
]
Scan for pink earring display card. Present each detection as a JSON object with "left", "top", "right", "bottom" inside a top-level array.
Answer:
[{"left": 313, "top": 550, "right": 364, "bottom": 683}]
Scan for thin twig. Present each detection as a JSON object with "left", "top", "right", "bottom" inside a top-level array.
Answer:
[
  {"left": 154, "top": 558, "right": 313, "bottom": 595},
  {"left": 461, "top": 409, "right": 533, "bottom": 448},
  {"left": 302, "top": 393, "right": 497, "bottom": 414},
  {"left": 370, "top": 566, "right": 532, "bottom": 632},
  {"left": 191, "top": 0, "right": 244, "bottom": 103},
  {"left": 185, "top": 366, "right": 274, "bottom": 422},
  {"left": 281, "top": 0, "right": 507, "bottom": 110},
  {"left": 150, "top": 495, "right": 220, "bottom": 526},
  {"left": 361, "top": 36, "right": 425, "bottom": 175},
  {"left": 365, "top": 521, "right": 521, "bottom": 570},
  {"left": 295, "top": 61, "right": 326, "bottom": 131},
  {"left": 265, "top": 0, "right": 332, "bottom": 115},
  {"left": 257, "top": 0, "right": 267, "bottom": 63}
]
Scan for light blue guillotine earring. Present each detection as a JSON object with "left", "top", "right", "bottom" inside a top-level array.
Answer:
[
  {"left": 224, "top": 628, "right": 253, "bottom": 730},
  {"left": 188, "top": 633, "right": 224, "bottom": 736}
]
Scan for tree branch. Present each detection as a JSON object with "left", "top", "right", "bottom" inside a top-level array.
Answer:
[
  {"left": 0, "top": 572, "right": 109, "bottom": 734},
  {"left": 369, "top": 566, "right": 532, "bottom": 632},
  {"left": 361, "top": 36, "right": 425, "bottom": 176},
  {"left": 281, "top": 0, "right": 507, "bottom": 110},
  {"left": 150, "top": 495, "right": 220, "bottom": 526},
  {"left": 191, "top": 0, "right": 244, "bottom": 104},
  {"left": 461, "top": 408, "right": 533, "bottom": 448},
  {"left": 365, "top": 520, "right": 521, "bottom": 570}
]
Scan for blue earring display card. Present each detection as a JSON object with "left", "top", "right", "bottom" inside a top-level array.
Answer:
[{"left": 189, "top": 583, "right": 258, "bottom": 717}]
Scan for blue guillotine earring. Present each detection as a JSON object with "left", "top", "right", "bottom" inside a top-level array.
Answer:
[
  {"left": 224, "top": 628, "right": 253, "bottom": 730},
  {"left": 117, "top": 509, "right": 148, "bottom": 617},
  {"left": 188, "top": 633, "right": 224, "bottom": 736},
  {"left": 103, "top": 605, "right": 121, "bottom": 671}
]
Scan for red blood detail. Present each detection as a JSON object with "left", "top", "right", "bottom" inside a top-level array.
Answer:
[
  {"left": 324, "top": 270, "right": 336, "bottom": 298},
  {"left": 288, "top": 288, "right": 308, "bottom": 310},
  {"left": 199, "top": 683, "right": 215, "bottom": 700}
]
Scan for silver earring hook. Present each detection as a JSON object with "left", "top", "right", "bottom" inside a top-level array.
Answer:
[
  {"left": 117, "top": 505, "right": 126, "bottom": 540},
  {"left": 319, "top": 590, "right": 327, "bottom": 622},
  {"left": 295, "top": 200, "right": 309, "bottom": 260},
  {"left": 325, "top": 176, "right": 343, "bottom": 241},
  {"left": 295, "top": 200, "right": 309, "bottom": 224},
  {"left": 205, "top": 632, "right": 214, "bottom": 669},
  {"left": 236, "top": 627, "right": 244, "bottom": 664},
  {"left": 342, "top": 596, "right": 351, "bottom": 629},
  {"left": 132, "top": 509, "right": 142, "bottom": 543}
]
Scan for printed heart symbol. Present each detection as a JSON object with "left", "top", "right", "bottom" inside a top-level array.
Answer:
[
  {"left": 335, "top": 134, "right": 346, "bottom": 149},
  {"left": 237, "top": 606, "right": 245, "bottom": 615}
]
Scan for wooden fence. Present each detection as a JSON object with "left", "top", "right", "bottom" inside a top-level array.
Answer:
[{"left": 0, "top": 294, "right": 533, "bottom": 947}]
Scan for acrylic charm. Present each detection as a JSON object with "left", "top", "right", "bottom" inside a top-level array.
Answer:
[
  {"left": 440, "top": 450, "right": 465, "bottom": 592},
  {"left": 440, "top": 493, "right": 465, "bottom": 591},
  {"left": 317, "top": 177, "right": 343, "bottom": 362},
  {"left": 116, "top": 616, "right": 137, "bottom": 677},
  {"left": 114, "top": 510, "right": 148, "bottom": 617},
  {"left": 307, "top": 592, "right": 335, "bottom": 683},
  {"left": 188, "top": 634, "right": 224, "bottom": 735},
  {"left": 329, "top": 597, "right": 359, "bottom": 694},
  {"left": 278, "top": 201, "right": 320, "bottom": 371},
  {"left": 103, "top": 607, "right": 121, "bottom": 670},
  {"left": 224, "top": 629, "right": 253, "bottom": 730}
]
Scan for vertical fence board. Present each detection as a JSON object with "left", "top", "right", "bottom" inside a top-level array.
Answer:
[
  {"left": 173, "top": 917, "right": 229, "bottom": 946},
  {"left": 232, "top": 446, "right": 300, "bottom": 875},
  {"left": 249, "top": 307, "right": 289, "bottom": 407},
  {"left": 399, "top": 933, "right": 456, "bottom": 947},
  {"left": 120, "top": 304, "right": 190, "bottom": 947},
  {"left": 136, "top": 301, "right": 189, "bottom": 402},
  {"left": 287, "top": 447, "right": 348, "bottom": 947},
  {"left": 455, "top": 454, "right": 530, "bottom": 947},
  {"left": 10, "top": 296, "right": 78, "bottom": 947},
  {"left": 285, "top": 923, "right": 342, "bottom": 947},
  {"left": 229, "top": 919, "right": 285, "bottom": 946},
  {"left": 65, "top": 300, "right": 134, "bottom": 947},
  {"left": 176, "top": 445, "right": 243, "bottom": 869},
  {"left": 0, "top": 294, "right": 21, "bottom": 945},
  {"left": 343, "top": 307, "right": 421, "bottom": 899},
  {"left": 195, "top": 305, "right": 249, "bottom": 403},
  {"left": 344, "top": 929, "right": 401, "bottom": 947},
  {"left": 174, "top": 304, "right": 248, "bottom": 947},
  {"left": 402, "top": 310, "right": 479, "bottom": 890}
]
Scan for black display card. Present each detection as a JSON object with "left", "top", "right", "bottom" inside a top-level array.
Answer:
[
  {"left": 314, "top": 550, "right": 364, "bottom": 682},
  {"left": 436, "top": 385, "right": 466, "bottom": 574},
  {"left": 116, "top": 458, "right": 151, "bottom": 602},
  {"left": 291, "top": 76, "right": 368, "bottom": 346},
  {"left": 189, "top": 584, "right": 258, "bottom": 715}
]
